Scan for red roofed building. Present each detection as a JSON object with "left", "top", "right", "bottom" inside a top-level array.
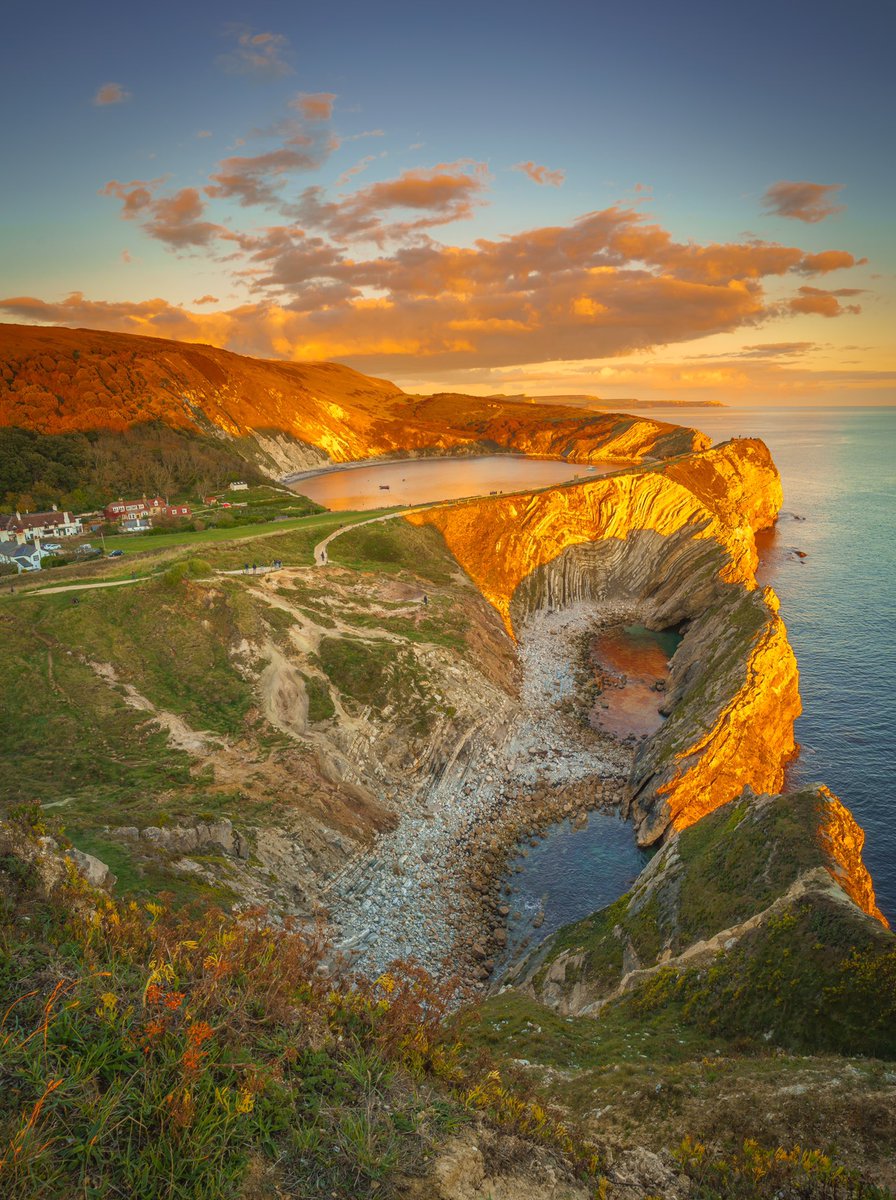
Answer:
[{"left": 103, "top": 498, "right": 191, "bottom": 524}]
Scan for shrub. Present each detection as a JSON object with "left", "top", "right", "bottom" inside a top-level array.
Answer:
[{"left": 162, "top": 558, "right": 213, "bottom": 587}]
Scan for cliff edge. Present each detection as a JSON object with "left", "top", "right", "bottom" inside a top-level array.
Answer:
[{"left": 409, "top": 438, "right": 800, "bottom": 842}]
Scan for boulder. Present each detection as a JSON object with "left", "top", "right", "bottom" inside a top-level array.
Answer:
[{"left": 68, "top": 848, "right": 116, "bottom": 891}]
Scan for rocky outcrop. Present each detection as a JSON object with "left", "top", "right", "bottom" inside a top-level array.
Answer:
[
  {"left": 410, "top": 438, "right": 799, "bottom": 842},
  {"left": 627, "top": 586, "right": 800, "bottom": 842},
  {"left": 112, "top": 818, "right": 250, "bottom": 860},
  {"left": 819, "top": 783, "right": 887, "bottom": 923},
  {"left": 399, "top": 1123, "right": 591, "bottom": 1200}
]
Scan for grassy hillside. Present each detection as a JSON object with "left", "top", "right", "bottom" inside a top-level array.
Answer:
[
  {"left": 510, "top": 789, "right": 895, "bottom": 1059},
  {"left": 0, "top": 517, "right": 511, "bottom": 913},
  {"left": 0, "top": 323, "right": 706, "bottom": 477}
]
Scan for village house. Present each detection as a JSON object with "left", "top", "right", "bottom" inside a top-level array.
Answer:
[
  {"left": 0, "top": 532, "right": 49, "bottom": 572},
  {"left": 103, "top": 497, "right": 191, "bottom": 524},
  {"left": 103, "top": 497, "right": 165, "bottom": 521},
  {"left": 228, "top": 481, "right": 249, "bottom": 491},
  {"left": 0, "top": 507, "right": 83, "bottom": 541}
]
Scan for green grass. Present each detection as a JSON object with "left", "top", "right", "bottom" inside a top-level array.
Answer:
[
  {"left": 327, "top": 520, "right": 457, "bottom": 584},
  {"left": 305, "top": 676, "right": 336, "bottom": 723},
  {"left": 638, "top": 896, "right": 896, "bottom": 1058},
  {"left": 315, "top": 637, "right": 430, "bottom": 730},
  {"left": 101, "top": 507, "right": 379, "bottom": 555}
]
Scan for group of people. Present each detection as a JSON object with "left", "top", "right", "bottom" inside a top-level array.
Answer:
[{"left": 242, "top": 559, "right": 283, "bottom": 574}]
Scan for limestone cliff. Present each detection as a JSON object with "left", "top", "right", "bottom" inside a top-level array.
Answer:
[
  {"left": 628, "top": 585, "right": 800, "bottom": 842},
  {"left": 408, "top": 439, "right": 779, "bottom": 633},
  {"left": 409, "top": 438, "right": 799, "bottom": 842},
  {"left": 0, "top": 323, "right": 703, "bottom": 473},
  {"left": 505, "top": 786, "right": 893, "bottom": 1056}
]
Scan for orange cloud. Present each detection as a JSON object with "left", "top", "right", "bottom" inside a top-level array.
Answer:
[
  {"left": 291, "top": 92, "right": 337, "bottom": 121},
  {"left": 762, "top": 180, "right": 845, "bottom": 223},
  {"left": 514, "top": 161, "right": 565, "bottom": 186},
  {"left": 288, "top": 160, "right": 491, "bottom": 244},
  {"left": 102, "top": 180, "right": 228, "bottom": 248},
  {"left": 193, "top": 295, "right": 219, "bottom": 305},
  {"left": 217, "top": 28, "right": 292, "bottom": 79},
  {"left": 787, "top": 285, "right": 863, "bottom": 317},
  {"left": 93, "top": 82, "right": 130, "bottom": 106},
  {"left": 205, "top": 148, "right": 321, "bottom": 207},
  {"left": 798, "top": 249, "right": 867, "bottom": 273}
]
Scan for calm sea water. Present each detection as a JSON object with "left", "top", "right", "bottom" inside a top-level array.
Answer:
[
  {"left": 638, "top": 405, "right": 896, "bottom": 924},
  {"left": 293, "top": 454, "right": 617, "bottom": 510}
]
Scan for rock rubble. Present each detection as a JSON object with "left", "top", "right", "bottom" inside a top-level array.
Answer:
[{"left": 328, "top": 603, "right": 639, "bottom": 986}]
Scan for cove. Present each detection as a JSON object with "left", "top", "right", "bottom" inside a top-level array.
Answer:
[
  {"left": 498, "top": 622, "right": 683, "bottom": 973},
  {"left": 291, "top": 454, "right": 622, "bottom": 511}
]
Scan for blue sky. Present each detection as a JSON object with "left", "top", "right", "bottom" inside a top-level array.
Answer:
[{"left": 1, "top": 0, "right": 893, "bottom": 402}]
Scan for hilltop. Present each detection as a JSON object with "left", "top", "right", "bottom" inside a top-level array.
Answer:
[{"left": 0, "top": 324, "right": 706, "bottom": 485}]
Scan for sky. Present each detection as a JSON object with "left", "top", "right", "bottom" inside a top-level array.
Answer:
[{"left": 1, "top": 0, "right": 894, "bottom": 405}]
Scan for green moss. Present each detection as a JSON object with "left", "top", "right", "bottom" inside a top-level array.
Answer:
[
  {"left": 621, "top": 891, "right": 896, "bottom": 1058},
  {"left": 305, "top": 676, "right": 335, "bottom": 723}
]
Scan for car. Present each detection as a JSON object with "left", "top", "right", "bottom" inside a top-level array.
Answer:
[
  {"left": 42, "top": 542, "right": 62, "bottom": 552},
  {"left": 107, "top": 549, "right": 124, "bottom": 558}
]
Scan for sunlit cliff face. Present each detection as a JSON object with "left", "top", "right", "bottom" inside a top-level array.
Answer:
[
  {"left": 408, "top": 438, "right": 809, "bottom": 848},
  {"left": 820, "top": 785, "right": 888, "bottom": 926},
  {"left": 408, "top": 439, "right": 779, "bottom": 635},
  {"left": 655, "top": 586, "right": 801, "bottom": 837}
]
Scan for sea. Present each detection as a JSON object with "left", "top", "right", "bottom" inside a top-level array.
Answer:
[{"left": 652, "top": 404, "right": 896, "bottom": 925}]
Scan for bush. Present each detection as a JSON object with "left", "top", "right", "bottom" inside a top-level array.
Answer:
[{"left": 162, "top": 558, "right": 213, "bottom": 586}]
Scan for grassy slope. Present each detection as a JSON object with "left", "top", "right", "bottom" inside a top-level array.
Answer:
[
  {"left": 0, "top": 518, "right": 499, "bottom": 909},
  {"left": 516, "top": 790, "right": 896, "bottom": 1059}
]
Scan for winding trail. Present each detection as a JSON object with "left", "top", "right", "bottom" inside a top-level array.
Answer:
[{"left": 312, "top": 507, "right": 419, "bottom": 565}]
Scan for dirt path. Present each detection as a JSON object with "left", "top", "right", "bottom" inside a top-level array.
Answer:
[
  {"left": 312, "top": 508, "right": 415, "bottom": 566},
  {"left": 11, "top": 576, "right": 148, "bottom": 597}
]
